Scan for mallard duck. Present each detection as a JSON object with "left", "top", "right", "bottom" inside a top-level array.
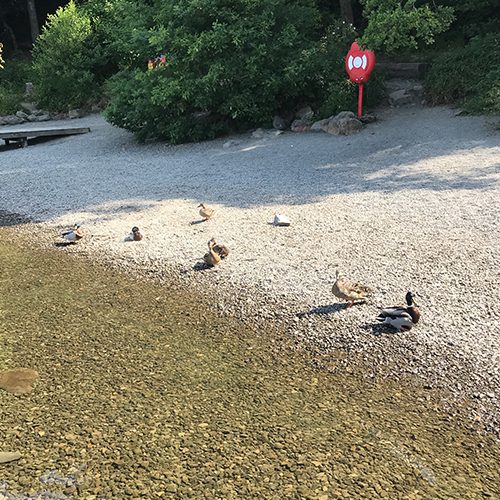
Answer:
[
  {"left": 209, "top": 238, "right": 229, "bottom": 259},
  {"left": 203, "top": 239, "right": 221, "bottom": 267},
  {"left": 332, "top": 269, "right": 372, "bottom": 307},
  {"left": 61, "top": 224, "right": 84, "bottom": 243},
  {"left": 376, "top": 291, "right": 420, "bottom": 332},
  {"left": 198, "top": 203, "right": 215, "bottom": 221},
  {"left": 130, "top": 226, "right": 143, "bottom": 241}
]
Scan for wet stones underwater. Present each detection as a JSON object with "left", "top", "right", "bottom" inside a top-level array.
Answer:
[{"left": 0, "top": 229, "right": 499, "bottom": 498}]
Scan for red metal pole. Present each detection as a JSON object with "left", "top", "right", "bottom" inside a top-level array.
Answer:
[{"left": 357, "top": 83, "right": 364, "bottom": 118}]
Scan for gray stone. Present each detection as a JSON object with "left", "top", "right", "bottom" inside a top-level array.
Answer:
[
  {"left": 251, "top": 128, "right": 265, "bottom": 139},
  {"left": 290, "top": 119, "right": 311, "bottom": 133},
  {"left": 273, "top": 115, "right": 291, "bottom": 130},
  {"left": 0, "top": 115, "right": 24, "bottom": 125},
  {"left": 33, "top": 114, "right": 51, "bottom": 122},
  {"left": 295, "top": 106, "right": 314, "bottom": 121},
  {"left": 68, "top": 109, "right": 82, "bottom": 119},
  {"left": 20, "top": 102, "right": 38, "bottom": 114},
  {"left": 223, "top": 140, "right": 240, "bottom": 148},
  {"left": 15, "top": 111, "right": 29, "bottom": 120},
  {"left": 310, "top": 118, "right": 330, "bottom": 132},
  {"left": 324, "top": 111, "right": 363, "bottom": 135}
]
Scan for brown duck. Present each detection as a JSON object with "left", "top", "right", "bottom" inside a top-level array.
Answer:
[
  {"left": 204, "top": 239, "right": 221, "bottom": 267},
  {"left": 332, "top": 269, "right": 373, "bottom": 307}
]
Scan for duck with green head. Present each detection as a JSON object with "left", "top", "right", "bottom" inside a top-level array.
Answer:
[{"left": 376, "top": 291, "right": 420, "bottom": 332}]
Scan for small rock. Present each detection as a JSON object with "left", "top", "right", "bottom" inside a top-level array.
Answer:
[
  {"left": 251, "top": 128, "right": 265, "bottom": 139},
  {"left": 20, "top": 101, "right": 38, "bottom": 114},
  {"left": 325, "top": 111, "right": 363, "bottom": 135},
  {"left": 223, "top": 139, "right": 240, "bottom": 148},
  {"left": 0, "top": 451, "right": 22, "bottom": 464},
  {"left": 68, "top": 109, "right": 82, "bottom": 119},
  {"left": 295, "top": 106, "right": 314, "bottom": 121},
  {"left": 33, "top": 114, "right": 51, "bottom": 122},
  {"left": 15, "top": 111, "right": 29, "bottom": 120},
  {"left": 290, "top": 119, "right": 311, "bottom": 133},
  {"left": 0, "top": 368, "right": 39, "bottom": 395},
  {"left": 0, "top": 115, "right": 25, "bottom": 125}
]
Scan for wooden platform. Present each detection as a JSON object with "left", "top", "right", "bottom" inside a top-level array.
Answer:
[{"left": 0, "top": 126, "right": 90, "bottom": 147}]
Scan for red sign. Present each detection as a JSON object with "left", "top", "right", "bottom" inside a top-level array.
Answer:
[{"left": 345, "top": 42, "right": 376, "bottom": 84}]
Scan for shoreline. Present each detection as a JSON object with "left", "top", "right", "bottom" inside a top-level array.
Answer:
[
  {"left": 1, "top": 105, "right": 499, "bottom": 438},
  {"left": 8, "top": 219, "right": 500, "bottom": 439}
]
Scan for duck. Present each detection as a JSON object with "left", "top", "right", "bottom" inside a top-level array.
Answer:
[
  {"left": 376, "top": 291, "right": 420, "bottom": 332},
  {"left": 198, "top": 203, "right": 215, "bottom": 221},
  {"left": 332, "top": 269, "right": 372, "bottom": 307},
  {"left": 203, "top": 239, "right": 221, "bottom": 267},
  {"left": 61, "top": 224, "right": 84, "bottom": 243},
  {"left": 129, "top": 226, "right": 143, "bottom": 241},
  {"left": 209, "top": 238, "right": 229, "bottom": 259}
]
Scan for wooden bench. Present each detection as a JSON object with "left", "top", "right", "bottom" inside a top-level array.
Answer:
[{"left": 0, "top": 126, "right": 90, "bottom": 148}]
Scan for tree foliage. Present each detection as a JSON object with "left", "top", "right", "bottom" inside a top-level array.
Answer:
[
  {"left": 359, "top": 0, "right": 455, "bottom": 53},
  {"left": 425, "top": 32, "right": 500, "bottom": 114},
  {"left": 31, "top": 0, "right": 154, "bottom": 110},
  {"left": 105, "top": 0, "right": 363, "bottom": 143}
]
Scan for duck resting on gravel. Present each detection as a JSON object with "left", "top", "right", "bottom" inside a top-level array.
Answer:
[
  {"left": 127, "top": 226, "right": 143, "bottom": 241},
  {"left": 204, "top": 238, "right": 221, "bottom": 267},
  {"left": 61, "top": 224, "right": 84, "bottom": 243},
  {"left": 209, "top": 238, "right": 229, "bottom": 259},
  {"left": 198, "top": 203, "right": 215, "bottom": 221},
  {"left": 332, "top": 269, "right": 373, "bottom": 307},
  {"left": 376, "top": 291, "right": 421, "bottom": 332}
]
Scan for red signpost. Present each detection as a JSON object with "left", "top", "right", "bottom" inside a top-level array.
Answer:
[{"left": 345, "top": 42, "right": 376, "bottom": 118}]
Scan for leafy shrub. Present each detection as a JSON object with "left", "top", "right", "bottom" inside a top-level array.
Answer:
[
  {"left": 425, "top": 33, "right": 500, "bottom": 114},
  {"left": 106, "top": 2, "right": 375, "bottom": 143},
  {"left": 32, "top": 0, "right": 153, "bottom": 111},
  {"left": 359, "top": 0, "right": 455, "bottom": 53},
  {"left": 0, "top": 58, "right": 33, "bottom": 115}
]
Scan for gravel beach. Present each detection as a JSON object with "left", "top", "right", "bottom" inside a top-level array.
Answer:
[{"left": 1, "top": 106, "right": 499, "bottom": 433}]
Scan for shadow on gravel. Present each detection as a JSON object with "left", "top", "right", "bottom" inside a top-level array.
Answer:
[
  {"left": 1, "top": 109, "right": 499, "bottom": 218},
  {"left": 298, "top": 303, "right": 349, "bottom": 316},
  {"left": 0, "top": 210, "right": 33, "bottom": 227}
]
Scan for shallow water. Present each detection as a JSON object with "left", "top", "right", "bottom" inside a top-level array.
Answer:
[{"left": 0, "top": 231, "right": 499, "bottom": 499}]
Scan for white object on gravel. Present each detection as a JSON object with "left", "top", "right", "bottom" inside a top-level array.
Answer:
[{"left": 273, "top": 214, "right": 291, "bottom": 226}]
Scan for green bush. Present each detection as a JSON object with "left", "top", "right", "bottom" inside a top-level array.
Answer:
[
  {"left": 0, "top": 58, "right": 33, "bottom": 115},
  {"left": 359, "top": 0, "right": 455, "bottom": 53},
  {"left": 425, "top": 33, "right": 500, "bottom": 114},
  {"left": 32, "top": 0, "right": 153, "bottom": 111},
  {"left": 105, "top": 2, "right": 373, "bottom": 143}
]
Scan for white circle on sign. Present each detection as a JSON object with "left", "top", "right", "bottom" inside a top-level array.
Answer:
[{"left": 353, "top": 56, "right": 363, "bottom": 68}]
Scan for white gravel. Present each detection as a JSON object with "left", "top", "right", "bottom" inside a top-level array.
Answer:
[{"left": 1, "top": 106, "right": 499, "bottom": 431}]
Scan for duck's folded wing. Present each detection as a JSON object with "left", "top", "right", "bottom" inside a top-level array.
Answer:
[{"left": 377, "top": 308, "right": 412, "bottom": 320}]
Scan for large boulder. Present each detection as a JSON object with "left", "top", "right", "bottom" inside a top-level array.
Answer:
[{"left": 311, "top": 111, "right": 363, "bottom": 136}]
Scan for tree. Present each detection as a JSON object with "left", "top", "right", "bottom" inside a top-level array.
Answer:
[
  {"left": 26, "top": 0, "right": 40, "bottom": 42},
  {"left": 359, "top": 0, "right": 455, "bottom": 53},
  {"left": 339, "top": 0, "right": 355, "bottom": 24}
]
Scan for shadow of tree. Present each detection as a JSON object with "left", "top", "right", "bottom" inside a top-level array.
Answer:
[
  {"left": 0, "top": 210, "right": 34, "bottom": 227},
  {"left": 0, "top": 108, "right": 498, "bottom": 222}
]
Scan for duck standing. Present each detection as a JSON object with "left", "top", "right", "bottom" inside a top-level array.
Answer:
[
  {"left": 376, "top": 291, "right": 420, "bottom": 332},
  {"left": 332, "top": 269, "right": 372, "bottom": 307},
  {"left": 198, "top": 203, "right": 215, "bottom": 221},
  {"left": 61, "top": 224, "right": 84, "bottom": 243}
]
